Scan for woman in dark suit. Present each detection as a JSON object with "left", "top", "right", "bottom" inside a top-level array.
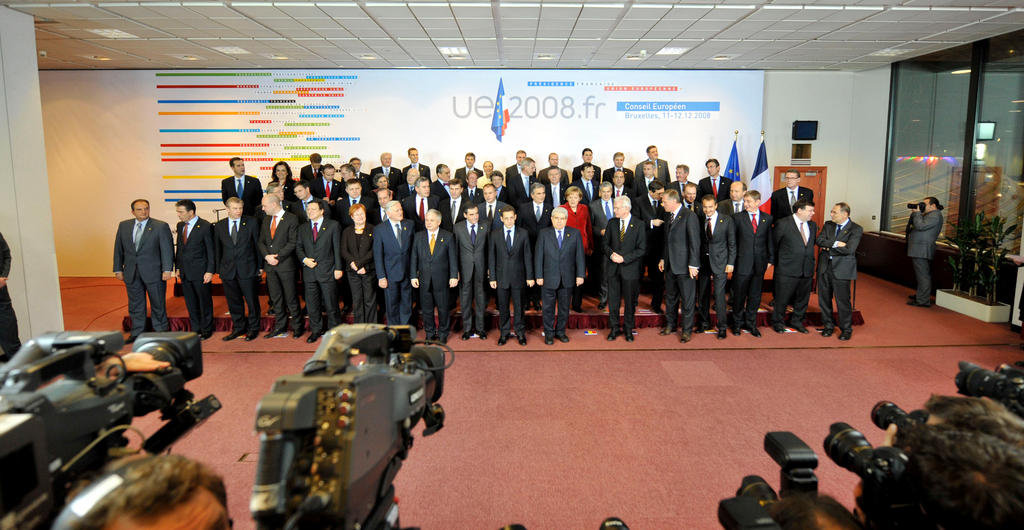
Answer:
[
  {"left": 563, "top": 185, "right": 592, "bottom": 312},
  {"left": 341, "top": 203, "right": 376, "bottom": 323},
  {"left": 270, "top": 161, "right": 297, "bottom": 202}
]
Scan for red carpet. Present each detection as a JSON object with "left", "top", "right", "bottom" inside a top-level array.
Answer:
[{"left": 59, "top": 275, "right": 1022, "bottom": 529}]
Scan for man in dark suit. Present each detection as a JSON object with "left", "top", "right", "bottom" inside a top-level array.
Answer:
[
  {"left": 410, "top": 210, "right": 459, "bottom": 343},
  {"left": 665, "top": 164, "right": 691, "bottom": 197},
  {"left": 770, "top": 168, "right": 814, "bottom": 224},
  {"left": 373, "top": 200, "right": 415, "bottom": 326},
  {"left": 464, "top": 170, "right": 484, "bottom": 204},
  {"left": 370, "top": 152, "right": 403, "bottom": 191},
  {"left": 402, "top": 147, "right": 431, "bottom": 184},
  {"left": 658, "top": 190, "right": 701, "bottom": 342},
  {"left": 480, "top": 183, "right": 507, "bottom": 232},
  {"left": 604, "top": 197, "right": 647, "bottom": 342},
  {"left": 333, "top": 178, "right": 375, "bottom": 229},
  {"left": 507, "top": 157, "right": 537, "bottom": 210},
  {"left": 572, "top": 148, "right": 601, "bottom": 184},
  {"left": 299, "top": 153, "right": 323, "bottom": 183},
  {"left": 454, "top": 204, "right": 489, "bottom": 340},
  {"left": 349, "top": 157, "right": 372, "bottom": 188},
  {"left": 0, "top": 231, "right": 19, "bottom": 360},
  {"left": 338, "top": 163, "right": 370, "bottom": 195},
  {"left": 633, "top": 160, "right": 663, "bottom": 199},
  {"left": 258, "top": 194, "right": 303, "bottom": 338},
  {"left": 372, "top": 188, "right": 393, "bottom": 227},
  {"left": 296, "top": 200, "right": 344, "bottom": 343},
  {"left": 696, "top": 194, "right": 737, "bottom": 339},
  {"left": 633, "top": 145, "right": 670, "bottom": 185},
  {"left": 717, "top": 180, "right": 747, "bottom": 217},
  {"left": 439, "top": 178, "right": 470, "bottom": 232},
  {"left": 489, "top": 173, "right": 511, "bottom": 205},
  {"left": 603, "top": 152, "right": 635, "bottom": 189},
  {"left": 214, "top": 197, "right": 261, "bottom": 341},
  {"left": 590, "top": 182, "right": 615, "bottom": 310},
  {"left": 173, "top": 199, "right": 216, "bottom": 340},
  {"left": 633, "top": 180, "right": 666, "bottom": 313},
  {"left": 395, "top": 166, "right": 423, "bottom": 202},
  {"left": 430, "top": 164, "right": 456, "bottom": 201},
  {"left": 291, "top": 181, "right": 333, "bottom": 223},
  {"left": 540, "top": 153, "right": 569, "bottom": 185},
  {"left": 731, "top": 190, "right": 774, "bottom": 338},
  {"left": 906, "top": 197, "right": 945, "bottom": 307},
  {"left": 682, "top": 182, "right": 700, "bottom": 213},
  {"left": 572, "top": 164, "right": 599, "bottom": 205},
  {"left": 697, "top": 158, "right": 732, "bottom": 204},
  {"left": 772, "top": 199, "right": 817, "bottom": 334},
  {"left": 609, "top": 169, "right": 632, "bottom": 201},
  {"left": 402, "top": 177, "right": 440, "bottom": 232},
  {"left": 816, "top": 202, "right": 863, "bottom": 341},
  {"left": 113, "top": 199, "right": 174, "bottom": 342},
  {"left": 535, "top": 207, "right": 585, "bottom": 344},
  {"left": 518, "top": 182, "right": 552, "bottom": 310},
  {"left": 505, "top": 149, "right": 527, "bottom": 181},
  {"left": 543, "top": 167, "right": 568, "bottom": 208},
  {"left": 220, "top": 157, "right": 263, "bottom": 217},
  {"left": 453, "top": 152, "right": 480, "bottom": 183},
  {"left": 309, "top": 164, "right": 344, "bottom": 206},
  {"left": 489, "top": 206, "right": 534, "bottom": 345}
]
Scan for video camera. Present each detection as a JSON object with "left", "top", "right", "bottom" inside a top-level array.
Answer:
[
  {"left": 0, "top": 331, "right": 220, "bottom": 529},
  {"left": 250, "top": 323, "right": 450, "bottom": 530},
  {"left": 955, "top": 361, "right": 1024, "bottom": 417}
]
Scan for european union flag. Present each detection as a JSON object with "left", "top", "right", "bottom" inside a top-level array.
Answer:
[
  {"left": 491, "top": 78, "right": 510, "bottom": 142},
  {"left": 724, "top": 137, "right": 741, "bottom": 183}
]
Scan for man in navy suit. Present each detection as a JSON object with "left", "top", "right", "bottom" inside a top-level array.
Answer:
[
  {"left": 296, "top": 200, "right": 344, "bottom": 343},
  {"left": 604, "top": 196, "right": 647, "bottom": 342},
  {"left": 402, "top": 147, "right": 431, "bottom": 184},
  {"left": 174, "top": 199, "right": 216, "bottom": 340},
  {"left": 113, "top": 199, "right": 174, "bottom": 342},
  {"left": 697, "top": 158, "right": 732, "bottom": 203},
  {"left": 220, "top": 157, "right": 263, "bottom": 217},
  {"left": 309, "top": 164, "right": 344, "bottom": 207},
  {"left": 214, "top": 197, "right": 261, "bottom": 341},
  {"left": 371, "top": 152, "right": 403, "bottom": 191},
  {"left": 373, "top": 200, "right": 415, "bottom": 326},
  {"left": 815, "top": 202, "right": 862, "bottom": 341},
  {"left": 411, "top": 210, "right": 459, "bottom": 343},
  {"left": 731, "top": 190, "right": 774, "bottom": 338},
  {"left": 770, "top": 169, "right": 814, "bottom": 224},
  {"left": 489, "top": 206, "right": 534, "bottom": 345},
  {"left": 696, "top": 194, "right": 737, "bottom": 339},
  {"left": 402, "top": 177, "right": 440, "bottom": 232},
  {"left": 518, "top": 182, "right": 552, "bottom": 311},
  {"left": 535, "top": 207, "right": 585, "bottom": 344},
  {"left": 508, "top": 157, "right": 537, "bottom": 210},
  {"left": 772, "top": 199, "right": 817, "bottom": 333}
]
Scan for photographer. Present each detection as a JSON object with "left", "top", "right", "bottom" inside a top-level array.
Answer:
[
  {"left": 905, "top": 197, "right": 944, "bottom": 307},
  {"left": 769, "top": 494, "right": 863, "bottom": 530}
]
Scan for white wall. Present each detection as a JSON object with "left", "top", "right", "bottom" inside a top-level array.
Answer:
[
  {"left": 0, "top": 7, "right": 64, "bottom": 338},
  {"left": 763, "top": 68, "right": 891, "bottom": 231}
]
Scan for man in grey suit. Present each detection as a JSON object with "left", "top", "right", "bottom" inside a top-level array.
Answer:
[
  {"left": 535, "top": 207, "right": 585, "bottom": 344},
  {"left": 633, "top": 145, "right": 670, "bottom": 184},
  {"left": 590, "top": 182, "right": 615, "bottom": 309},
  {"left": 816, "top": 202, "right": 863, "bottom": 341},
  {"left": 113, "top": 199, "right": 174, "bottom": 342},
  {"left": 454, "top": 204, "right": 489, "bottom": 340},
  {"left": 696, "top": 194, "right": 737, "bottom": 339},
  {"left": 906, "top": 197, "right": 945, "bottom": 307},
  {"left": 659, "top": 189, "right": 701, "bottom": 342}
]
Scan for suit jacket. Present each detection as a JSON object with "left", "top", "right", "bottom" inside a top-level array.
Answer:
[
  {"left": 257, "top": 211, "right": 300, "bottom": 271},
  {"left": 489, "top": 225, "right": 533, "bottom": 288},
  {"left": 773, "top": 217, "right": 817, "bottom": 278},
  {"left": 175, "top": 218, "right": 215, "bottom": 281},
  {"left": 402, "top": 163, "right": 431, "bottom": 182},
  {"left": 572, "top": 164, "right": 601, "bottom": 184},
  {"left": 610, "top": 186, "right": 634, "bottom": 201},
  {"left": 665, "top": 180, "right": 689, "bottom": 198},
  {"left": 454, "top": 166, "right": 481, "bottom": 181},
  {"left": 603, "top": 216, "right": 647, "bottom": 281},
  {"left": 540, "top": 166, "right": 569, "bottom": 185},
  {"left": 370, "top": 204, "right": 391, "bottom": 227},
  {"left": 291, "top": 198, "right": 332, "bottom": 224},
  {"left": 0, "top": 231, "right": 10, "bottom": 279},
  {"left": 732, "top": 211, "right": 774, "bottom": 276},
  {"left": 633, "top": 159, "right": 670, "bottom": 185},
  {"left": 411, "top": 229, "right": 458, "bottom": 290},
  {"left": 296, "top": 217, "right": 343, "bottom": 282},
  {"left": 906, "top": 210, "right": 943, "bottom": 260},
  {"left": 697, "top": 176, "right": 733, "bottom": 203},
  {"left": 493, "top": 186, "right": 511, "bottom": 206},
  {"left": 633, "top": 175, "right": 666, "bottom": 199},
  {"left": 113, "top": 218, "right": 173, "bottom": 284},
  {"left": 402, "top": 195, "right": 440, "bottom": 232},
  {"left": 372, "top": 218, "right": 414, "bottom": 281},
  {"left": 371, "top": 166, "right": 403, "bottom": 191},
  {"left": 332, "top": 195, "right": 376, "bottom": 229},
  {"left": 504, "top": 164, "right": 524, "bottom": 185},
  {"left": 544, "top": 181, "right": 569, "bottom": 209},
  {"left": 341, "top": 225, "right": 375, "bottom": 275},
  {"left": 439, "top": 196, "right": 471, "bottom": 232},
  {"left": 309, "top": 176, "right": 344, "bottom": 203},
  {"left": 571, "top": 178, "right": 599, "bottom": 205},
  {"left": 479, "top": 201, "right": 508, "bottom": 232},
  {"left": 632, "top": 195, "right": 666, "bottom": 260},
  {"left": 662, "top": 207, "right": 701, "bottom": 275},
  {"left": 698, "top": 213, "right": 737, "bottom": 275},
  {"left": 507, "top": 172, "right": 536, "bottom": 209},
  {"left": 394, "top": 182, "right": 417, "bottom": 202},
  {"left": 590, "top": 197, "right": 615, "bottom": 249},
  {"left": 463, "top": 186, "right": 484, "bottom": 205},
  {"left": 299, "top": 164, "right": 323, "bottom": 183},
  {"left": 534, "top": 226, "right": 585, "bottom": 289},
  {"left": 602, "top": 166, "right": 634, "bottom": 187},
  {"left": 770, "top": 186, "right": 814, "bottom": 222},
  {"left": 214, "top": 216, "right": 261, "bottom": 280},
  {"left": 430, "top": 180, "right": 459, "bottom": 202},
  {"left": 517, "top": 201, "right": 553, "bottom": 243},
  {"left": 717, "top": 198, "right": 746, "bottom": 218},
  {"left": 454, "top": 220, "right": 488, "bottom": 282},
  {"left": 817, "top": 220, "right": 862, "bottom": 280},
  {"left": 220, "top": 175, "right": 263, "bottom": 217}
]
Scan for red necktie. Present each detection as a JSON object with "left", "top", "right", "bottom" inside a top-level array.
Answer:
[
  {"left": 751, "top": 214, "right": 757, "bottom": 233},
  {"left": 419, "top": 198, "right": 425, "bottom": 221},
  {"left": 312, "top": 222, "right": 318, "bottom": 242},
  {"left": 325, "top": 180, "right": 331, "bottom": 197},
  {"left": 712, "top": 179, "right": 718, "bottom": 197},
  {"left": 182, "top": 224, "right": 189, "bottom": 246}
]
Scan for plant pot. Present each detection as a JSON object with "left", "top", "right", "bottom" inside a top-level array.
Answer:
[{"left": 935, "top": 289, "right": 1012, "bottom": 323}]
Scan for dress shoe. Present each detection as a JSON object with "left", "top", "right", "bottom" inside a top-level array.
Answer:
[
  {"left": 731, "top": 327, "right": 741, "bottom": 336},
  {"left": 659, "top": 327, "right": 676, "bottom": 336},
  {"left": 624, "top": 333, "right": 635, "bottom": 342},
  {"left": 607, "top": 330, "right": 620, "bottom": 341},
  {"left": 695, "top": 324, "right": 708, "bottom": 333},
  {"left": 750, "top": 328, "right": 762, "bottom": 338},
  {"left": 306, "top": 332, "right": 323, "bottom": 343},
  {"left": 201, "top": 331, "right": 214, "bottom": 340},
  {"left": 907, "top": 294, "right": 916, "bottom": 301},
  {"left": 245, "top": 331, "right": 259, "bottom": 341},
  {"left": 906, "top": 300, "right": 932, "bottom": 307},
  {"left": 498, "top": 336, "right": 508, "bottom": 346},
  {"left": 462, "top": 331, "right": 472, "bottom": 340},
  {"left": 717, "top": 329, "right": 727, "bottom": 339},
  {"left": 544, "top": 336, "right": 554, "bottom": 345},
  {"left": 820, "top": 328, "right": 834, "bottom": 337},
  {"left": 838, "top": 331, "right": 852, "bottom": 341},
  {"left": 792, "top": 324, "right": 809, "bottom": 334},
  {"left": 773, "top": 324, "right": 786, "bottom": 334},
  {"left": 264, "top": 327, "right": 287, "bottom": 339},
  {"left": 597, "top": 302, "right": 607, "bottom": 310},
  {"left": 557, "top": 334, "right": 569, "bottom": 343},
  {"left": 680, "top": 332, "right": 691, "bottom": 343},
  {"left": 518, "top": 336, "right": 527, "bottom": 345},
  {"left": 222, "top": 330, "right": 245, "bottom": 342},
  {"left": 478, "top": 332, "right": 487, "bottom": 340}
]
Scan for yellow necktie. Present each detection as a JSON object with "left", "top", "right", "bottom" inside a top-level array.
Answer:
[{"left": 429, "top": 232, "right": 436, "bottom": 255}]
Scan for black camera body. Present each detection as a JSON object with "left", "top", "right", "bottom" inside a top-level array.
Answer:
[
  {"left": 0, "top": 331, "right": 219, "bottom": 529},
  {"left": 907, "top": 202, "right": 926, "bottom": 212},
  {"left": 250, "top": 324, "right": 447, "bottom": 530},
  {"left": 956, "top": 361, "right": 1024, "bottom": 416}
]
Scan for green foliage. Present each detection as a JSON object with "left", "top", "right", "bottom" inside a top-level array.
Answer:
[{"left": 944, "top": 212, "right": 1016, "bottom": 304}]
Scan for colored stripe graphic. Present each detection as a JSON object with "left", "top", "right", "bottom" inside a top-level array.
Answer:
[
  {"left": 604, "top": 86, "right": 678, "bottom": 92},
  {"left": 307, "top": 137, "right": 359, "bottom": 141},
  {"left": 159, "top": 112, "right": 260, "bottom": 116},
  {"left": 162, "top": 175, "right": 226, "bottom": 179},
  {"left": 266, "top": 105, "right": 340, "bottom": 109},
  {"left": 158, "top": 99, "right": 295, "bottom": 104},
  {"left": 275, "top": 78, "right": 325, "bottom": 83},
  {"left": 163, "top": 158, "right": 273, "bottom": 161},
  {"left": 305, "top": 75, "right": 357, "bottom": 79},
  {"left": 160, "top": 152, "right": 266, "bottom": 156},
  {"left": 161, "top": 144, "right": 268, "bottom": 147},
  {"left": 527, "top": 81, "right": 574, "bottom": 87},
  {"left": 163, "top": 189, "right": 221, "bottom": 193},
  {"left": 283, "top": 146, "right": 327, "bottom": 150},
  {"left": 156, "top": 73, "right": 271, "bottom": 77},
  {"left": 284, "top": 122, "right": 329, "bottom": 126},
  {"left": 298, "top": 114, "right": 345, "bottom": 118},
  {"left": 157, "top": 85, "right": 259, "bottom": 89},
  {"left": 159, "top": 129, "right": 260, "bottom": 133},
  {"left": 163, "top": 198, "right": 224, "bottom": 202}
]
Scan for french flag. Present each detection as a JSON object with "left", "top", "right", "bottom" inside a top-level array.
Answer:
[
  {"left": 751, "top": 139, "right": 771, "bottom": 214},
  {"left": 490, "top": 78, "right": 510, "bottom": 142}
]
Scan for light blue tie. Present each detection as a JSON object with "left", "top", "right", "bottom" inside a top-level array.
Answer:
[
  {"left": 604, "top": 201, "right": 611, "bottom": 220},
  {"left": 236, "top": 178, "right": 243, "bottom": 198},
  {"left": 557, "top": 230, "right": 563, "bottom": 248}
]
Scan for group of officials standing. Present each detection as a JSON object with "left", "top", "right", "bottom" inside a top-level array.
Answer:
[{"left": 112, "top": 147, "right": 876, "bottom": 346}]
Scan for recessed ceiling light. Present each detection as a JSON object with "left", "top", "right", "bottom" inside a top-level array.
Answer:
[
  {"left": 711, "top": 54, "right": 735, "bottom": 61},
  {"left": 951, "top": 69, "right": 971, "bottom": 74},
  {"left": 869, "top": 49, "right": 904, "bottom": 57},
  {"left": 438, "top": 46, "right": 468, "bottom": 56},
  {"left": 267, "top": 54, "right": 289, "bottom": 60},
  {"left": 625, "top": 55, "right": 644, "bottom": 61},
  {"left": 84, "top": 55, "right": 112, "bottom": 61},
  {"left": 212, "top": 46, "right": 250, "bottom": 54},
  {"left": 536, "top": 53, "right": 556, "bottom": 60},
  {"left": 656, "top": 47, "right": 688, "bottom": 56},
  {"left": 86, "top": 29, "right": 138, "bottom": 39},
  {"left": 1012, "top": 99, "right": 1024, "bottom": 103},
  {"left": 175, "top": 55, "right": 202, "bottom": 61},
  {"left": 360, "top": 54, "right": 377, "bottom": 60}
]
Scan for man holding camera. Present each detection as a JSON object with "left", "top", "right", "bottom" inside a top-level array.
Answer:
[{"left": 906, "top": 197, "right": 944, "bottom": 307}]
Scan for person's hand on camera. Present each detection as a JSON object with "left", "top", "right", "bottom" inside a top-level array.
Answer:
[{"left": 98, "top": 352, "right": 171, "bottom": 378}]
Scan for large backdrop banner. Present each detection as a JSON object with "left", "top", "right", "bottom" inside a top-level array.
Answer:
[{"left": 40, "top": 69, "right": 764, "bottom": 274}]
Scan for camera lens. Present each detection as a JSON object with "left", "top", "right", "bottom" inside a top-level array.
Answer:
[
  {"left": 824, "top": 422, "right": 873, "bottom": 473},
  {"left": 736, "top": 475, "right": 778, "bottom": 505},
  {"left": 955, "top": 361, "right": 1002, "bottom": 398},
  {"left": 870, "top": 401, "right": 905, "bottom": 430}
]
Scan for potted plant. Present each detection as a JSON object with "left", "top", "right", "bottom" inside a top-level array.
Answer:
[{"left": 937, "top": 212, "right": 1015, "bottom": 322}]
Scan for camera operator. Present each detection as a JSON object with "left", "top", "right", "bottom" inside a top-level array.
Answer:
[
  {"left": 61, "top": 454, "right": 229, "bottom": 530},
  {"left": 905, "top": 197, "right": 944, "bottom": 308},
  {"left": 768, "top": 494, "right": 863, "bottom": 530}
]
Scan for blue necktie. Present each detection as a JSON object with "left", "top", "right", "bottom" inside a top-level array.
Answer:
[
  {"left": 557, "top": 230, "right": 563, "bottom": 249},
  {"left": 236, "top": 178, "right": 243, "bottom": 198},
  {"left": 506, "top": 230, "right": 512, "bottom": 251},
  {"left": 470, "top": 225, "right": 476, "bottom": 245},
  {"left": 604, "top": 201, "right": 611, "bottom": 220}
]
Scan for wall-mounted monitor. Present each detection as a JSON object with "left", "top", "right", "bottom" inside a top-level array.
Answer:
[
  {"left": 792, "top": 120, "right": 818, "bottom": 141},
  {"left": 976, "top": 121, "right": 995, "bottom": 141}
]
